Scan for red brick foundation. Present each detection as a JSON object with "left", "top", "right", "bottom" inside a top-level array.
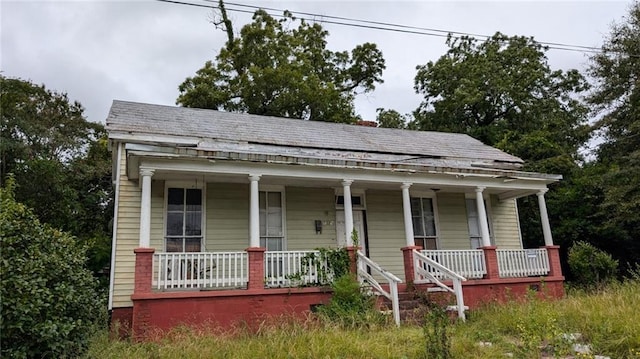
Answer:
[
  {"left": 459, "top": 276, "right": 565, "bottom": 308},
  {"left": 129, "top": 288, "right": 332, "bottom": 339},
  {"left": 110, "top": 307, "right": 133, "bottom": 338}
]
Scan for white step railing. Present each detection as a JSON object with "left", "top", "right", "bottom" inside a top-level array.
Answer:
[
  {"left": 154, "top": 252, "right": 247, "bottom": 290},
  {"left": 413, "top": 250, "right": 467, "bottom": 321},
  {"left": 357, "top": 251, "right": 403, "bottom": 326},
  {"left": 420, "top": 250, "right": 486, "bottom": 279},
  {"left": 264, "top": 250, "right": 331, "bottom": 287},
  {"left": 497, "top": 248, "right": 550, "bottom": 278}
]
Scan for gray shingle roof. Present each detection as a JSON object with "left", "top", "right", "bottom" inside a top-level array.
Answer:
[{"left": 106, "top": 100, "right": 523, "bottom": 166}]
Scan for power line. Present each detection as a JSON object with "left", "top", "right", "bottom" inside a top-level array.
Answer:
[
  {"left": 215, "top": 0, "right": 603, "bottom": 52},
  {"left": 156, "top": 0, "right": 612, "bottom": 55}
]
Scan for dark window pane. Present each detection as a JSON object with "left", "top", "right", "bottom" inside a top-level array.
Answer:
[
  {"left": 166, "top": 237, "right": 182, "bottom": 252},
  {"left": 352, "top": 197, "right": 361, "bottom": 205},
  {"left": 336, "top": 196, "right": 344, "bottom": 205},
  {"left": 413, "top": 218, "right": 425, "bottom": 236},
  {"left": 166, "top": 213, "right": 183, "bottom": 236},
  {"left": 186, "top": 189, "right": 201, "bottom": 211},
  {"left": 185, "top": 237, "right": 201, "bottom": 252},
  {"left": 410, "top": 198, "right": 421, "bottom": 215},
  {"left": 185, "top": 212, "right": 201, "bottom": 236},
  {"left": 168, "top": 188, "right": 184, "bottom": 211}
]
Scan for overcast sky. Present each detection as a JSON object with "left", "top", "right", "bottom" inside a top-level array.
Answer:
[{"left": 1, "top": 0, "right": 633, "bottom": 125}]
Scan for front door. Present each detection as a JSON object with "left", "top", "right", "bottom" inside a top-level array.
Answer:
[{"left": 336, "top": 210, "right": 367, "bottom": 252}]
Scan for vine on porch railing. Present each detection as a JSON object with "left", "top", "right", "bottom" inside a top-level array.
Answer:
[{"left": 285, "top": 247, "right": 350, "bottom": 286}]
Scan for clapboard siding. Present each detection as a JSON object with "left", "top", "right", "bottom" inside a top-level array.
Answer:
[
  {"left": 206, "top": 182, "right": 249, "bottom": 251},
  {"left": 365, "top": 190, "right": 406, "bottom": 279},
  {"left": 490, "top": 196, "right": 522, "bottom": 249},
  {"left": 112, "top": 148, "right": 140, "bottom": 308},
  {"left": 285, "top": 187, "right": 337, "bottom": 250},
  {"left": 437, "top": 193, "right": 471, "bottom": 250}
]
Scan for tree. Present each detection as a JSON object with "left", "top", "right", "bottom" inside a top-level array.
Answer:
[
  {"left": 375, "top": 108, "right": 407, "bottom": 129},
  {"left": 587, "top": 2, "right": 640, "bottom": 271},
  {"left": 1, "top": 179, "right": 104, "bottom": 358},
  {"left": 411, "top": 33, "right": 592, "bottom": 248},
  {"left": 0, "top": 76, "right": 101, "bottom": 178},
  {"left": 0, "top": 76, "right": 113, "bottom": 276},
  {"left": 412, "top": 33, "right": 590, "bottom": 173},
  {"left": 177, "top": 4, "right": 386, "bottom": 123}
]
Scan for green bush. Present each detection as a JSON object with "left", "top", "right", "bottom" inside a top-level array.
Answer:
[
  {"left": 423, "top": 305, "right": 452, "bottom": 359},
  {"left": 317, "top": 274, "right": 384, "bottom": 328},
  {"left": 568, "top": 241, "right": 618, "bottom": 287},
  {"left": 0, "top": 179, "right": 104, "bottom": 358}
]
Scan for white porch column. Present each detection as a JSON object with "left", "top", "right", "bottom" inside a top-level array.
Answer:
[
  {"left": 342, "top": 180, "right": 354, "bottom": 247},
  {"left": 401, "top": 183, "right": 415, "bottom": 247},
  {"left": 249, "top": 174, "right": 261, "bottom": 248},
  {"left": 139, "top": 168, "right": 154, "bottom": 248},
  {"left": 537, "top": 189, "right": 554, "bottom": 246},
  {"left": 475, "top": 186, "right": 492, "bottom": 248}
]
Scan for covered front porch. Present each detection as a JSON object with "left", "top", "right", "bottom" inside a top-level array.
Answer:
[{"left": 124, "top": 153, "right": 564, "bottom": 336}]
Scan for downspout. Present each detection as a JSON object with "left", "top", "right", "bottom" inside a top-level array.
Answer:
[{"left": 108, "top": 142, "right": 123, "bottom": 313}]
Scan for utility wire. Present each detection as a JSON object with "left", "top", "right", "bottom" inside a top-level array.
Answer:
[
  {"left": 214, "top": 0, "right": 602, "bottom": 52},
  {"left": 156, "top": 0, "right": 618, "bottom": 55}
]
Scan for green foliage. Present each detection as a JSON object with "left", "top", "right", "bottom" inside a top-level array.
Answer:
[
  {"left": 412, "top": 32, "right": 590, "bottom": 163},
  {"left": 177, "top": 6, "right": 385, "bottom": 123},
  {"left": 0, "top": 76, "right": 113, "bottom": 277},
  {"left": 375, "top": 108, "right": 407, "bottom": 129},
  {"left": 585, "top": 2, "right": 640, "bottom": 273},
  {"left": 289, "top": 247, "right": 350, "bottom": 285},
  {"left": 568, "top": 241, "right": 619, "bottom": 287},
  {"left": 1, "top": 179, "right": 105, "bottom": 358},
  {"left": 423, "top": 306, "right": 452, "bottom": 359},
  {"left": 410, "top": 33, "right": 592, "bottom": 250},
  {"left": 317, "top": 274, "right": 384, "bottom": 328}
]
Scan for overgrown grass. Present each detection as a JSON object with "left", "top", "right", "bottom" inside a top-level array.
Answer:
[
  {"left": 87, "top": 280, "right": 640, "bottom": 358},
  {"left": 454, "top": 279, "right": 640, "bottom": 358}
]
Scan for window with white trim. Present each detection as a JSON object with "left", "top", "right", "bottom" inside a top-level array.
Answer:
[
  {"left": 166, "top": 188, "right": 203, "bottom": 252},
  {"left": 260, "top": 191, "right": 284, "bottom": 251},
  {"left": 410, "top": 197, "right": 438, "bottom": 250}
]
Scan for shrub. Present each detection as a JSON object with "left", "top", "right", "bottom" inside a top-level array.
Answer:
[
  {"left": 568, "top": 241, "right": 618, "bottom": 288},
  {"left": 0, "top": 179, "right": 104, "bottom": 358},
  {"left": 317, "top": 274, "right": 384, "bottom": 328},
  {"left": 423, "top": 305, "right": 452, "bottom": 359}
]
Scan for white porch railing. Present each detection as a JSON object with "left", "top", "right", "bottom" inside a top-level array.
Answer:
[
  {"left": 413, "top": 250, "right": 467, "bottom": 321},
  {"left": 154, "top": 252, "right": 248, "bottom": 290},
  {"left": 497, "top": 248, "right": 550, "bottom": 278},
  {"left": 420, "top": 250, "right": 486, "bottom": 279},
  {"left": 357, "top": 251, "right": 403, "bottom": 326},
  {"left": 264, "top": 250, "right": 331, "bottom": 287}
]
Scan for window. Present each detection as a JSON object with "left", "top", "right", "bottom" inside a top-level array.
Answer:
[
  {"left": 466, "top": 198, "right": 492, "bottom": 248},
  {"left": 166, "top": 188, "right": 202, "bottom": 252},
  {"left": 260, "top": 191, "right": 284, "bottom": 251},
  {"left": 335, "top": 195, "right": 363, "bottom": 207},
  {"left": 411, "top": 197, "right": 438, "bottom": 250}
]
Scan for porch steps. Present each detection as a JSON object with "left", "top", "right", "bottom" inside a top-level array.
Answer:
[{"left": 377, "top": 288, "right": 467, "bottom": 325}]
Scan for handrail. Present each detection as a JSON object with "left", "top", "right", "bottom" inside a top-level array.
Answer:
[
  {"left": 356, "top": 251, "right": 402, "bottom": 326},
  {"left": 413, "top": 250, "right": 467, "bottom": 321}
]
